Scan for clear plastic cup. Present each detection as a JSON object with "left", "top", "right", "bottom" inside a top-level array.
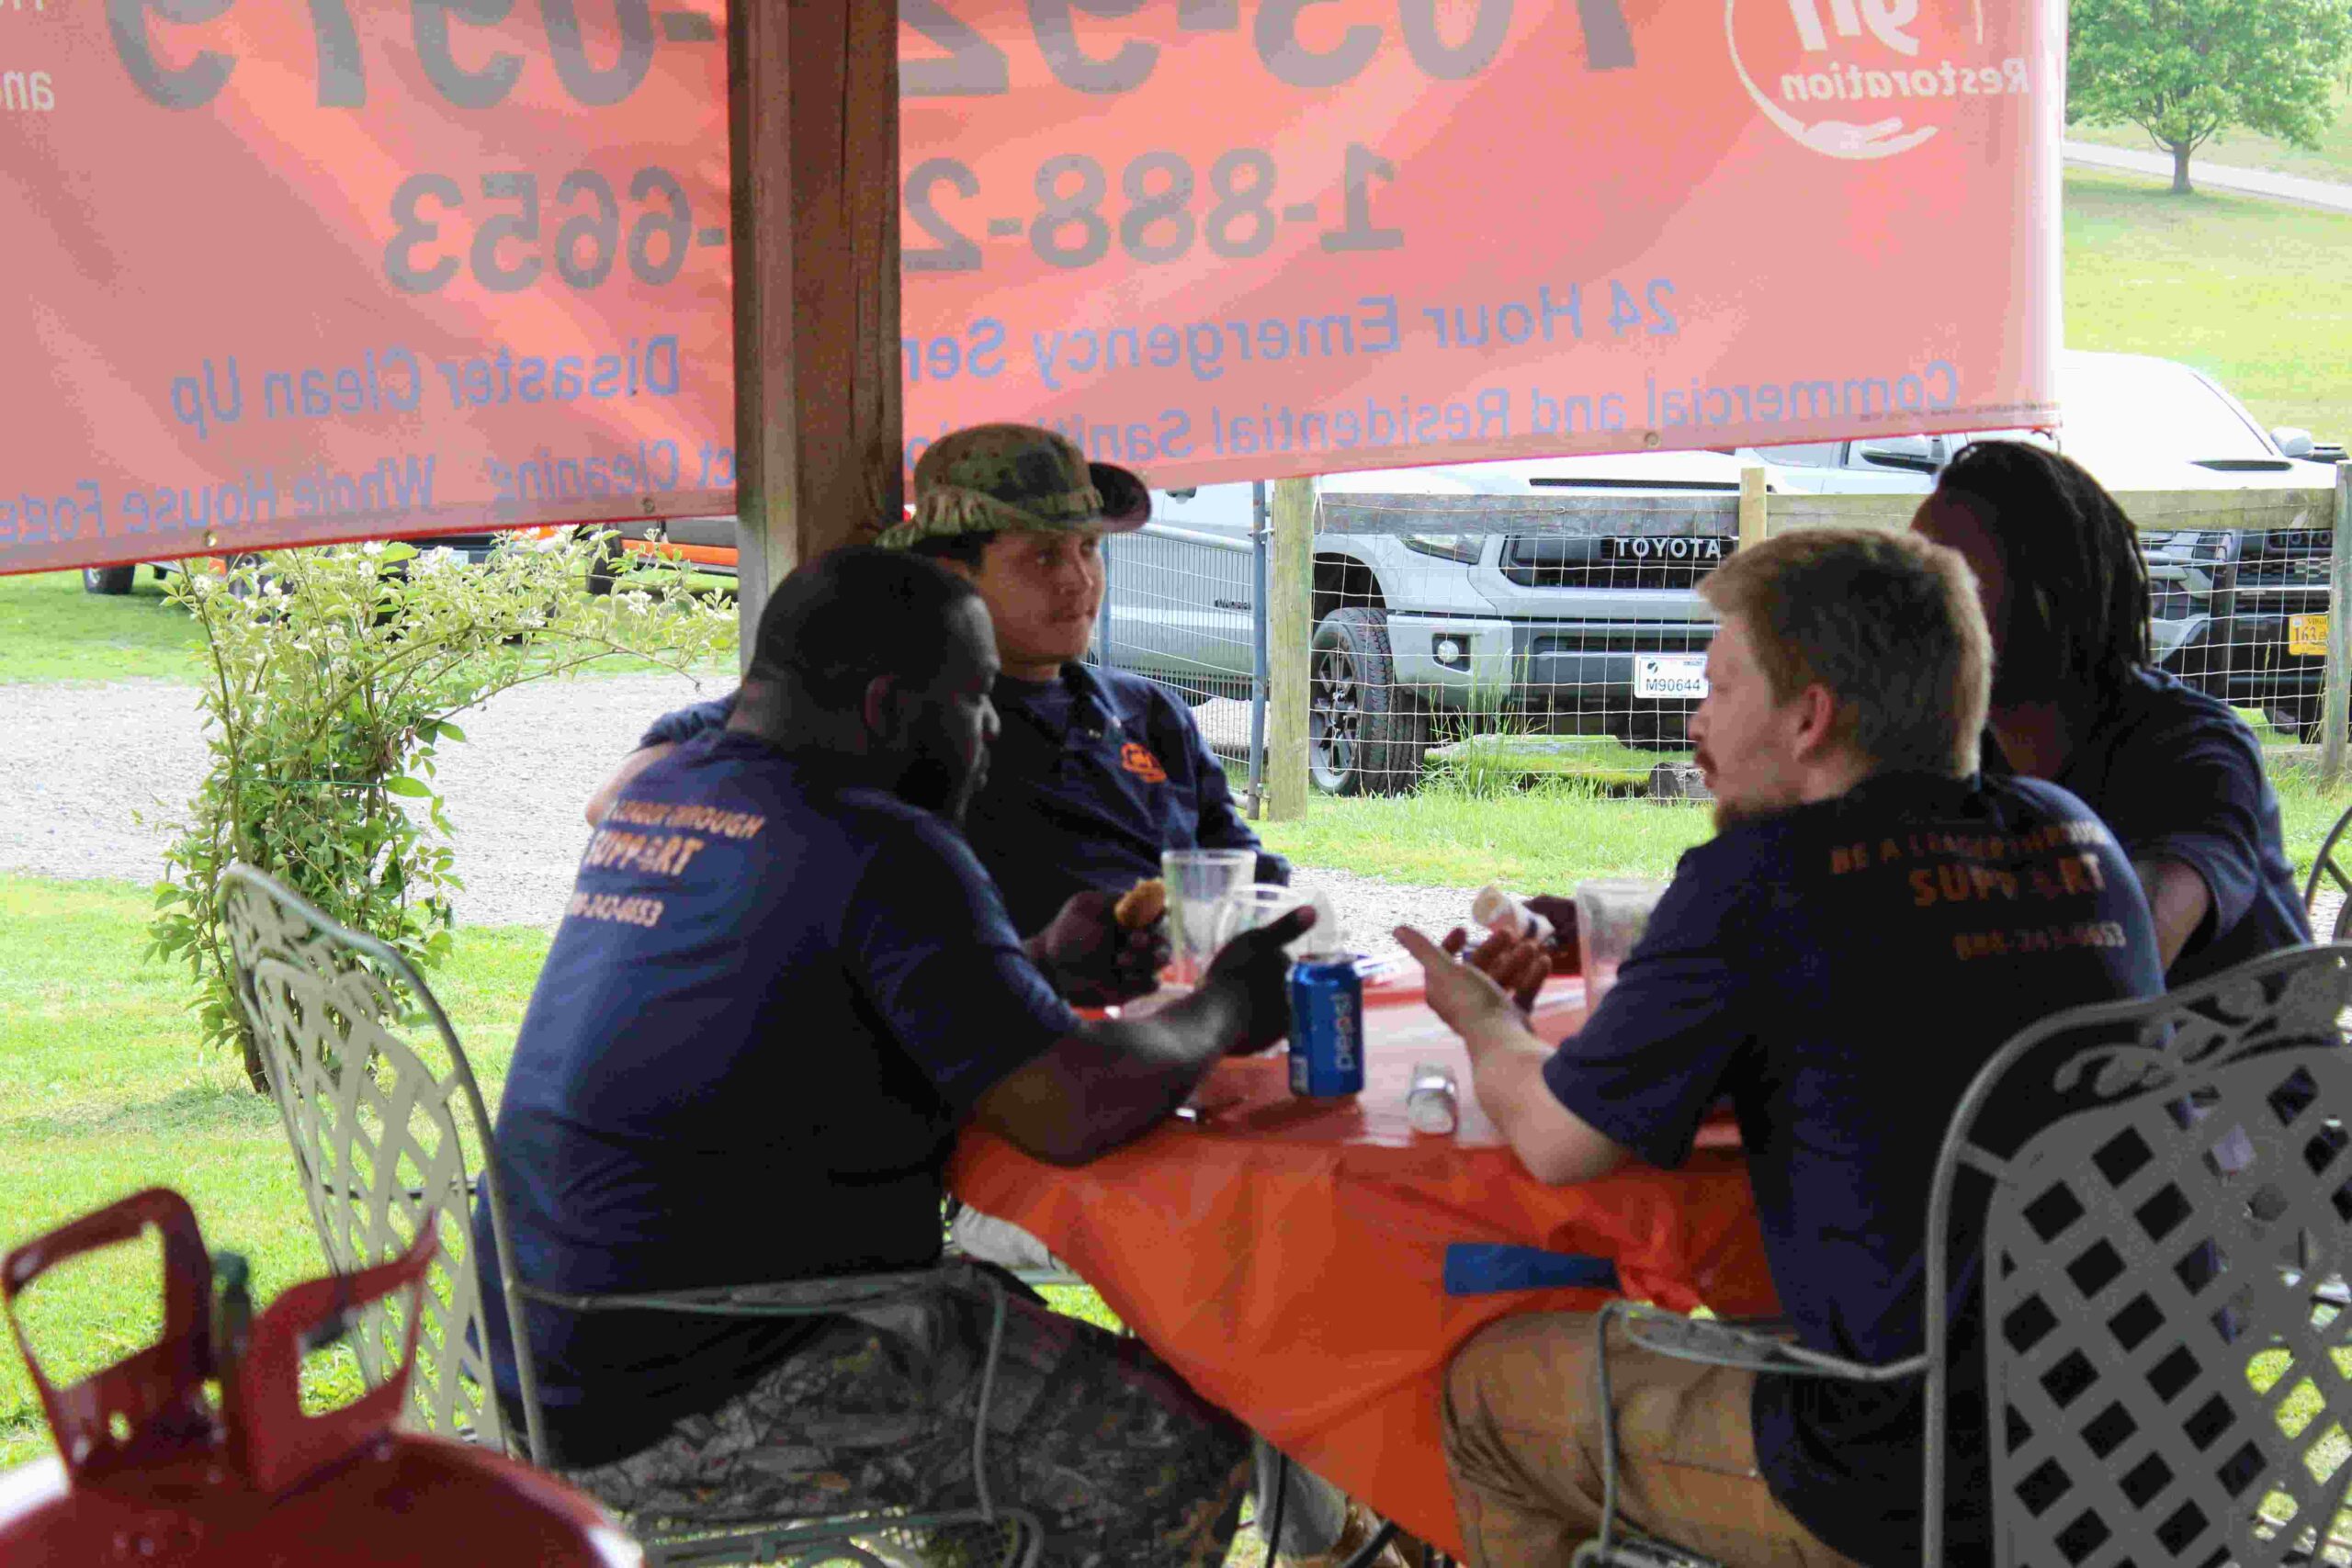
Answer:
[
  {"left": 1210, "top": 883, "right": 1340, "bottom": 959},
  {"left": 1575, "top": 878, "right": 1669, "bottom": 1009},
  {"left": 1162, "top": 848, "right": 1259, "bottom": 984}
]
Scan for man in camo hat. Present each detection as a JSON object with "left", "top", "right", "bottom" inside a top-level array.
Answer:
[
  {"left": 600, "top": 421, "right": 1285, "bottom": 943},
  {"left": 877, "top": 422, "right": 1284, "bottom": 927}
]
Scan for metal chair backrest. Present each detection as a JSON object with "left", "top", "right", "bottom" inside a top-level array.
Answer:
[
  {"left": 2302, "top": 802, "right": 2352, "bottom": 943},
  {"left": 1925, "top": 943, "right": 2352, "bottom": 1567},
  {"left": 220, "top": 863, "right": 543, "bottom": 1462}
]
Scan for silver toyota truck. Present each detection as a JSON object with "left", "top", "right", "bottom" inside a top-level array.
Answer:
[{"left": 1104, "top": 350, "right": 2342, "bottom": 793}]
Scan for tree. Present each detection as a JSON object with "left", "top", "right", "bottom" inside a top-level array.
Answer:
[
  {"left": 146, "top": 535, "right": 734, "bottom": 1089},
  {"left": 2068, "top": 0, "right": 2352, "bottom": 193}
]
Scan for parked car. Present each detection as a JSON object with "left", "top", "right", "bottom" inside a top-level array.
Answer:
[
  {"left": 1107, "top": 350, "right": 2345, "bottom": 792},
  {"left": 81, "top": 530, "right": 522, "bottom": 595}
]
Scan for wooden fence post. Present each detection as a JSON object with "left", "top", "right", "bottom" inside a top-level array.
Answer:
[
  {"left": 1738, "top": 464, "right": 1768, "bottom": 548},
  {"left": 2326, "top": 461, "right": 2352, "bottom": 788},
  {"left": 1265, "top": 477, "right": 1316, "bottom": 821}
]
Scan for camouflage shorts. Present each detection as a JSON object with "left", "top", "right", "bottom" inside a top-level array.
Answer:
[{"left": 565, "top": 1263, "right": 1250, "bottom": 1568}]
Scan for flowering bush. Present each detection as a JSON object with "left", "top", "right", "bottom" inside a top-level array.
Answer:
[{"left": 147, "top": 533, "right": 735, "bottom": 1087}]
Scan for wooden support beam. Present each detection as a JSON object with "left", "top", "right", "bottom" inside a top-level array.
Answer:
[
  {"left": 729, "top": 0, "right": 902, "bottom": 669},
  {"left": 1737, "top": 464, "right": 1767, "bottom": 548},
  {"left": 2325, "top": 462, "right": 2351, "bottom": 787},
  {"left": 1266, "top": 477, "right": 1316, "bottom": 821}
]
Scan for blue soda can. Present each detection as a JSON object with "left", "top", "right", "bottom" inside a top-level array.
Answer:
[{"left": 1288, "top": 956, "right": 1365, "bottom": 1097}]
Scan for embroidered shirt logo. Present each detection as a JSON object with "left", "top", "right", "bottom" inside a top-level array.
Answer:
[{"left": 1120, "top": 743, "right": 1168, "bottom": 784}]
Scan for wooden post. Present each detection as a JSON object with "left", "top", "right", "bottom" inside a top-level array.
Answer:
[
  {"left": 729, "top": 0, "right": 902, "bottom": 672},
  {"left": 1737, "top": 464, "right": 1768, "bottom": 548},
  {"left": 1265, "top": 477, "right": 1316, "bottom": 821},
  {"left": 2326, "top": 461, "right": 2352, "bottom": 787}
]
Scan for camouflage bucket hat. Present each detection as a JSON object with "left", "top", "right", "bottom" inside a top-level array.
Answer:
[{"left": 876, "top": 423, "right": 1151, "bottom": 550}]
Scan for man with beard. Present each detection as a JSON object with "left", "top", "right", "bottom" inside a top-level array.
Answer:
[
  {"left": 478, "top": 549, "right": 1305, "bottom": 1566},
  {"left": 1396, "top": 529, "right": 2162, "bottom": 1567},
  {"left": 1912, "top": 439, "right": 2307, "bottom": 981}
]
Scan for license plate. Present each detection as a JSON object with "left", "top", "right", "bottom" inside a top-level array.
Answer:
[
  {"left": 2291, "top": 613, "right": 2329, "bottom": 657},
  {"left": 1634, "top": 654, "right": 1709, "bottom": 700}
]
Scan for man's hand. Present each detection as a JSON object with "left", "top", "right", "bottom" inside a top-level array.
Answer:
[
  {"left": 1394, "top": 924, "right": 1631, "bottom": 1186},
  {"left": 1204, "top": 908, "right": 1315, "bottom": 1055},
  {"left": 1396, "top": 926, "right": 1526, "bottom": 1039},
  {"left": 1439, "top": 927, "right": 1553, "bottom": 1013},
  {"left": 1437, "top": 895, "right": 1583, "bottom": 1011},
  {"left": 1029, "top": 890, "right": 1170, "bottom": 1006}
]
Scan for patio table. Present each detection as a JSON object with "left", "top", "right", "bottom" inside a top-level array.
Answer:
[{"left": 946, "top": 975, "right": 1779, "bottom": 1557}]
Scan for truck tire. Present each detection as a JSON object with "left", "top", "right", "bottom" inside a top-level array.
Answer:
[
  {"left": 83, "top": 565, "right": 136, "bottom": 595},
  {"left": 1310, "top": 606, "right": 1425, "bottom": 795},
  {"left": 580, "top": 527, "right": 623, "bottom": 595}
]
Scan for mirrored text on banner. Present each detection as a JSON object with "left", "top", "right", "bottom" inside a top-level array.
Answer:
[{"left": 2, "top": 0, "right": 2060, "bottom": 576}]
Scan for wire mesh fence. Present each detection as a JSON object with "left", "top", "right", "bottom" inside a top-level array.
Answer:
[
  {"left": 1093, "top": 470, "right": 2352, "bottom": 810},
  {"left": 2146, "top": 521, "right": 2338, "bottom": 745},
  {"left": 1091, "top": 496, "right": 1272, "bottom": 807},
  {"left": 1298, "top": 491, "right": 1729, "bottom": 799}
]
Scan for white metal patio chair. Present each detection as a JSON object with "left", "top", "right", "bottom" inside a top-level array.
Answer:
[
  {"left": 2302, "top": 802, "right": 2352, "bottom": 943},
  {"left": 1574, "top": 942, "right": 2352, "bottom": 1568},
  {"left": 220, "top": 862, "right": 1044, "bottom": 1568}
]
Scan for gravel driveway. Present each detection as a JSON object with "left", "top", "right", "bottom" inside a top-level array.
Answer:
[{"left": 0, "top": 674, "right": 1481, "bottom": 954}]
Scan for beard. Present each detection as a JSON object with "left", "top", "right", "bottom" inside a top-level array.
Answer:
[
  {"left": 1700, "top": 759, "right": 1801, "bottom": 834},
  {"left": 1710, "top": 795, "right": 1770, "bottom": 833},
  {"left": 901, "top": 754, "right": 983, "bottom": 826}
]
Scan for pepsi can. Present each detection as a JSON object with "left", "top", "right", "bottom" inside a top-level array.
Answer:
[{"left": 1288, "top": 956, "right": 1365, "bottom": 1097}]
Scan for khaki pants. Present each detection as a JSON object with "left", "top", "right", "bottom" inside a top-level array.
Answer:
[{"left": 1442, "top": 1312, "right": 1864, "bottom": 1568}]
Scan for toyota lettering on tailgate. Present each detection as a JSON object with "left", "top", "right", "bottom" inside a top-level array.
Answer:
[{"left": 1600, "top": 536, "right": 1734, "bottom": 562}]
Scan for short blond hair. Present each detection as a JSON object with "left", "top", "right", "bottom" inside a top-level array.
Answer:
[{"left": 1699, "top": 528, "right": 1989, "bottom": 775}]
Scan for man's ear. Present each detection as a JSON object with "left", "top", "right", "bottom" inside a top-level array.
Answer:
[
  {"left": 862, "top": 673, "right": 904, "bottom": 743},
  {"left": 1790, "top": 682, "right": 1844, "bottom": 761},
  {"left": 934, "top": 556, "right": 979, "bottom": 584}
]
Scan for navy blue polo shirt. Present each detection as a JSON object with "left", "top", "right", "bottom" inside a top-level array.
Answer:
[
  {"left": 637, "top": 667, "right": 1287, "bottom": 935},
  {"left": 1544, "top": 773, "right": 2163, "bottom": 1567},
  {"left": 476, "top": 731, "right": 1078, "bottom": 1466},
  {"left": 2018, "top": 667, "right": 2307, "bottom": 985},
  {"left": 971, "top": 662, "right": 1285, "bottom": 932}
]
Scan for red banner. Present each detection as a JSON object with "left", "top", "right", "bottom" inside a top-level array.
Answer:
[
  {"left": 5, "top": 0, "right": 733, "bottom": 576},
  {"left": 902, "top": 0, "right": 2064, "bottom": 481},
  {"left": 3, "top": 0, "right": 2061, "bottom": 576}
]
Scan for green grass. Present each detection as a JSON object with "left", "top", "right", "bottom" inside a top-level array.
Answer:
[
  {"left": 1263, "top": 776, "right": 1713, "bottom": 888},
  {"left": 2068, "top": 82, "right": 2352, "bottom": 187},
  {"left": 0, "top": 874, "right": 548, "bottom": 1468},
  {"left": 2064, "top": 170, "right": 2352, "bottom": 441},
  {"left": 0, "top": 568, "right": 209, "bottom": 683},
  {"left": 0, "top": 565, "right": 738, "bottom": 686},
  {"left": 1263, "top": 727, "right": 2352, "bottom": 891}
]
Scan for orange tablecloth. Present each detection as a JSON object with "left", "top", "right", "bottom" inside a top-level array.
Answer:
[{"left": 946, "top": 976, "right": 1778, "bottom": 1557}]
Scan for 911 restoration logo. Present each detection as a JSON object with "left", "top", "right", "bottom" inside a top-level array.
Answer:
[{"left": 1726, "top": 0, "right": 2031, "bottom": 160}]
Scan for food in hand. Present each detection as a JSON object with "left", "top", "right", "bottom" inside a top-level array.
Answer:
[
  {"left": 1114, "top": 877, "right": 1168, "bottom": 930},
  {"left": 1471, "top": 884, "right": 1555, "bottom": 945}
]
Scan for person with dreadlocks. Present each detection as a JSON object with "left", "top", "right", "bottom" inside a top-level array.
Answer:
[{"left": 1911, "top": 438, "right": 2307, "bottom": 981}]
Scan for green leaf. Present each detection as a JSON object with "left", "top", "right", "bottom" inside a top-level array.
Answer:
[{"left": 382, "top": 775, "right": 433, "bottom": 798}]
